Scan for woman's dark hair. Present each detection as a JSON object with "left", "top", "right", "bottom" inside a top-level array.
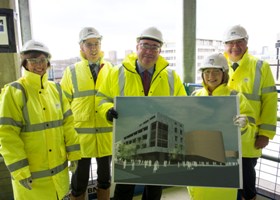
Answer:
[{"left": 222, "top": 70, "right": 229, "bottom": 84}]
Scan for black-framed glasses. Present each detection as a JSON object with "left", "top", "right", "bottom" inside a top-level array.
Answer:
[
  {"left": 139, "top": 43, "right": 160, "bottom": 52},
  {"left": 26, "top": 58, "right": 48, "bottom": 65}
]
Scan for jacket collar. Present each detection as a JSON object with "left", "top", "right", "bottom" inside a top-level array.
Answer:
[
  {"left": 203, "top": 83, "right": 229, "bottom": 96},
  {"left": 22, "top": 68, "right": 49, "bottom": 90},
  {"left": 224, "top": 49, "right": 249, "bottom": 67},
  {"left": 80, "top": 51, "right": 105, "bottom": 66},
  {"left": 122, "top": 53, "right": 169, "bottom": 74}
]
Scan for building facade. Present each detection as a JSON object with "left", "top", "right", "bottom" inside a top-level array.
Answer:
[{"left": 117, "top": 112, "right": 184, "bottom": 163}]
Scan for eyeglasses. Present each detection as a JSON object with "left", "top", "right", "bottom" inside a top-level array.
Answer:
[
  {"left": 84, "top": 42, "right": 101, "bottom": 48},
  {"left": 26, "top": 58, "right": 48, "bottom": 65},
  {"left": 225, "top": 39, "right": 246, "bottom": 46},
  {"left": 139, "top": 43, "right": 161, "bottom": 52},
  {"left": 202, "top": 69, "right": 222, "bottom": 76}
]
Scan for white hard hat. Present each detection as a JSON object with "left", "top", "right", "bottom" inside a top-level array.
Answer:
[
  {"left": 137, "top": 27, "right": 163, "bottom": 45},
  {"left": 200, "top": 53, "right": 229, "bottom": 72},
  {"left": 223, "top": 25, "right": 248, "bottom": 43},
  {"left": 21, "top": 40, "right": 51, "bottom": 58},
  {"left": 79, "top": 27, "right": 102, "bottom": 43}
]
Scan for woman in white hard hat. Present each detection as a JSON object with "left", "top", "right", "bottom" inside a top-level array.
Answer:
[
  {"left": 187, "top": 53, "right": 256, "bottom": 200},
  {"left": 0, "top": 40, "right": 81, "bottom": 200}
]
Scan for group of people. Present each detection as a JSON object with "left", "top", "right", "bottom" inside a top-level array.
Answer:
[{"left": 0, "top": 24, "right": 277, "bottom": 200}]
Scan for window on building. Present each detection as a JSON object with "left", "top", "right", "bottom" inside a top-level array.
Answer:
[
  {"left": 157, "top": 122, "right": 168, "bottom": 148},
  {"left": 150, "top": 122, "right": 157, "bottom": 147}
]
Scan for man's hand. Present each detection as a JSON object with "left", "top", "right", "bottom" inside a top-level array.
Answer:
[
  {"left": 233, "top": 114, "right": 248, "bottom": 128},
  {"left": 255, "top": 135, "right": 269, "bottom": 149},
  {"left": 19, "top": 176, "right": 32, "bottom": 190},
  {"left": 106, "top": 108, "right": 118, "bottom": 122},
  {"left": 69, "top": 160, "right": 78, "bottom": 173}
]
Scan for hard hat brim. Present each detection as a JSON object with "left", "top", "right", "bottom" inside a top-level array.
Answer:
[
  {"left": 224, "top": 36, "right": 247, "bottom": 43},
  {"left": 137, "top": 36, "right": 163, "bottom": 44},
  {"left": 80, "top": 35, "right": 102, "bottom": 43},
  {"left": 199, "top": 65, "right": 224, "bottom": 71},
  {"left": 21, "top": 49, "right": 51, "bottom": 58}
]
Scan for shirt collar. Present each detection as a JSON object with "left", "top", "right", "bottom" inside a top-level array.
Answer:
[
  {"left": 89, "top": 60, "right": 100, "bottom": 68},
  {"left": 136, "top": 60, "right": 154, "bottom": 74},
  {"left": 230, "top": 60, "right": 240, "bottom": 66}
]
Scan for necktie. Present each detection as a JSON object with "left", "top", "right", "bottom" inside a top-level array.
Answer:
[
  {"left": 89, "top": 64, "right": 98, "bottom": 82},
  {"left": 142, "top": 70, "right": 151, "bottom": 96},
  {"left": 231, "top": 63, "right": 239, "bottom": 71}
]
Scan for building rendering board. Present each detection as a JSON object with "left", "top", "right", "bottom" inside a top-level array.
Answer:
[{"left": 113, "top": 96, "right": 242, "bottom": 188}]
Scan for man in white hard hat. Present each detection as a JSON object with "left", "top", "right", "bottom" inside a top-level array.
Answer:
[
  {"left": 223, "top": 25, "right": 277, "bottom": 200},
  {"left": 96, "top": 26, "right": 187, "bottom": 200},
  {"left": 60, "top": 27, "right": 113, "bottom": 200}
]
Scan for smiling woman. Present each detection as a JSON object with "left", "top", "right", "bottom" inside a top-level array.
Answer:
[
  {"left": 20, "top": 40, "right": 51, "bottom": 77},
  {"left": 0, "top": 39, "right": 81, "bottom": 200},
  {"left": 25, "top": 56, "right": 49, "bottom": 76}
]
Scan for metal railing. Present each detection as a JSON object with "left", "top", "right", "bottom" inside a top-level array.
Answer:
[{"left": 255, "top": 121, "right": 280, "bottom": 199}]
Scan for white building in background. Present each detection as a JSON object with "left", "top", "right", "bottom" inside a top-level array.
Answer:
[
  {"left": 195, "top": 38, "right": 224, "bottom": 83},
  {"left": 161, "top": 41, "right": 177, "bottom": 71},
  {"left": 196, "top": 38, "right": 224, "bottom": 68},
  {"left": 51, "top": 38, "right": 277, "bottom": 84},
  {"left": 160, "top": 39, "right": 224, "bottom": 83}
]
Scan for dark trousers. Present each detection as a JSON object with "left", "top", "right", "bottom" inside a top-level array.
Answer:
[
  {"left": 71, "top": 156, "right": 112, "bottom": 197},
  {"left": 237, "top": 157, "right": 258, "bottom": 200},
  {"left": 114, "top": 184, "right": 162, "bottom": 200}
]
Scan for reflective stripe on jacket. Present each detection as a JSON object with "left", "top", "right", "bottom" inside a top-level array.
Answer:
[
  {"left": 193, "top": 84, "right": 256, "bottom": 156},
  {"left": 96, "top": 53, "right": 187, "bottom": 121},
  {"left": 60, "top": 52, "right": 113, "bottom": 158},
  {"left": 0, "top": 69, "right": 81, "bottom": 199},
  {"left": 225, "top": 50, "right": 277, "bottom": 157}
]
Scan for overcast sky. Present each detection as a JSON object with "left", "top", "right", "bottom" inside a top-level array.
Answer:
[{"left": 28, "top": 0, "right": 280, "bottom": 60}]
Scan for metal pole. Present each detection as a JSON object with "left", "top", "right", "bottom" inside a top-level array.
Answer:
[
  {"left": 182, "top": 0, "right": 196, "bottom": 84},
  {"left": 18, "top": 0, "right": 32, "bottom": 45},
  {"left": 277, "top": 47, "right": 279, "bottom": 80}
]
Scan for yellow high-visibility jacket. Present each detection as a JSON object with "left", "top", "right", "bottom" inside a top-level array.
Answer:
[
  {"left": 96, "top": 53, "right": 187, "bottom": 120},
  {"left": 188, "top": 83, "right": 257, "bottom": 200},
  {"left": 60, "top": 52, "right": 113, "bottom": 158},
  {"left": 187, "top": 187, "right": 237, "bottom": 200},
  {"left": 0, "top": 69, "right": 81, "bottom": 200},
  {"left": 225, "top": 50, "right": 277, "bottom": 157}
]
